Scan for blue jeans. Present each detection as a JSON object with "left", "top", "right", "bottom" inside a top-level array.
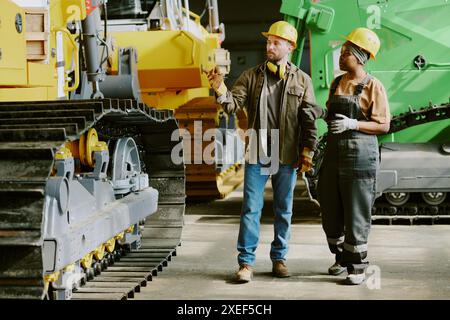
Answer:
[{"left": 237, "top": 162, "right": 297, "bottom": 266}]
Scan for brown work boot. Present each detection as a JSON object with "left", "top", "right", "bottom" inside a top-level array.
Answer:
[
  {"left": 272, "top": 260, "right": 290, "bottom": 278},
  {"left": 234, "top": 264, "right": 253, "bottom": 283}
]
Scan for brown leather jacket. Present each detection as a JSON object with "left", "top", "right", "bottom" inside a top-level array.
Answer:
[{"left": 218, "top": 62, "right": 318, "bottom": 165}]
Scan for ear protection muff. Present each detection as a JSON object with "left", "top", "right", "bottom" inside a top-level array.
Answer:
[{"left": 267, "top": 61, "right": 286, "bottom": 79}]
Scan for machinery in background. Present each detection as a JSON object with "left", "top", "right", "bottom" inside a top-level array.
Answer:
[
  {"left": 281, "top": 0, "right": 450, "bottom": 223},
  {"left": 103, "top": 0, "right": 247, "bottom": 199},
  {"left": 0, "top": 0, "right": 185, "bottom": 299}
]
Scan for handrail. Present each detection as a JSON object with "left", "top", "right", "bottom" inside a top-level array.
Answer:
[
  {"left": 182, "top": 7, "right": 201, "bottom": 25},
  {"left": 52, "top": 27, "right": 80, "bottom": 93}
]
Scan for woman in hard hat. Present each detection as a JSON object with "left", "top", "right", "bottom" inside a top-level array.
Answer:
[{"left": 317, "top": 28, "right": 391, "bottom": 285}]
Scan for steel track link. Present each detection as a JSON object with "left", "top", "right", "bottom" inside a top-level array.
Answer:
[
  {"left": 0, "top": 98, "right": 185, "bottom": 299},
  {"left": 71, "top": 245, "right": 179, "bottom": 300}
]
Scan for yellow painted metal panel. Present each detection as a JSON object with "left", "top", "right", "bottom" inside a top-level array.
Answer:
[
  {"left": 142, "top": 88, "right": 210, "bottom": 110},
  {"left": 111, "top": 30, "right": 211, "bottom": 91},
  {"left": 50, "top": 0, "right": 86, "bottom": 26},
  {"left": 0, "top": 1, "right": 27, "bottom": 85},
  {"left": 28, "top": 62, "right": 55, "bottom": 86},
  {"left": 61, "top": 0, "right": 87, "bottom": 22},
  {"left": 0, "top": 68, "right": 27, "bottom": 86},
  {"left": 46, "top": 85, "right": 58, "bottom": 100},
  {"left": 0, "top": 87, "right": 49, "bottom": 102}
]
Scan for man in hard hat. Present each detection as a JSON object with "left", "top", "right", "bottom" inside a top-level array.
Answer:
[
  {"left": 310, "top": 27, "right": 391, "bottom": 285},
  {"left": 206, "top": 21, "right": 318, "bottom": 283}
]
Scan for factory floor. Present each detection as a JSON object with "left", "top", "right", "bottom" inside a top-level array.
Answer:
[{"left": 136, "top": 180, "right": 450, "bottom": 300}]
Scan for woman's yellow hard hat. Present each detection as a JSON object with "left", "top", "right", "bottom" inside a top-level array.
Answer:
[{"left": 345, "top": 27, "right": 380, "bottom": 59}]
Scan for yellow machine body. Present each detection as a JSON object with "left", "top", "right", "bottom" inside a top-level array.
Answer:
[
  {"left": 0, "top": 0, "right": 86, "bottom": 101},
  {"left": 110, "top": 24, "right": 220, "bottom": 109},
  {"left": 107, "top": 7, "right": 243, "bottom": 199}
]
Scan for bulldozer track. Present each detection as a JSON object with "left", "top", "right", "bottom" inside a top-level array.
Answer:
[
  {"left": 0, "top": 98, "right": 185, "bottom": 299},
  {"left": 388, "top": 102, "right": 450, "bottom": 133},
  {"left": 71, "top": 246, "right": 179, "bottom": 300},
  {"left": 372, "top": 200, "right": 450, "bottom": 225}
]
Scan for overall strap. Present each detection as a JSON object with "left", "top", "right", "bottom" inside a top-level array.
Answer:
[
  {"left": 354, "top": 74, "right": 373, "bottom": 96},
  {"left": 330, "top": 74, "right": 344, "bottom": 96}
]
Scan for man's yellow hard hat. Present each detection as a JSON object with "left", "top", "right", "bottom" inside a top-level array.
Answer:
[
  {"left": 262, "top": 21, "right": 298, "bottom": 48},
  {"left": 345, "top": 27, "right": 380, "bottom": 59}
]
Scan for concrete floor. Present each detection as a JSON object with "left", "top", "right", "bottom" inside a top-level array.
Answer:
[{"left": 136, "top": 181, "right": 450, "bottom": 300}]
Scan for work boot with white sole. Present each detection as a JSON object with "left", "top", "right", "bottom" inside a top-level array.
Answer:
[{"left": 344, "top": 272, "right": 366, "bottom": 285}]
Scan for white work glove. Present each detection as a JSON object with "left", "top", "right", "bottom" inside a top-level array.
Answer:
[{"left": 329, "top": 113, "right": 358, "bottom": 134}]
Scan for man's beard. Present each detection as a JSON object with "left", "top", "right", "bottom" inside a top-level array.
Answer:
[{"left": 267, "top": 53, "right": 280, "bottom": 63}]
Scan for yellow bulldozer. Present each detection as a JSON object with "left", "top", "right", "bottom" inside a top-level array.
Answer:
[
  {"left": 104, "top": 0, "right": 247, "bottom": 199},
  {"left": 0, "top": 0, "right": 185, "bottom": 299}
]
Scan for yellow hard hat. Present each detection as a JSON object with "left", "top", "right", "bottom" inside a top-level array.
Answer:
[
  {"left": 345, "top": 27, "right": 380, "bottom": 59},
  {"left": 262, "top": 21, "right": 297, "bottom": 48}
]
